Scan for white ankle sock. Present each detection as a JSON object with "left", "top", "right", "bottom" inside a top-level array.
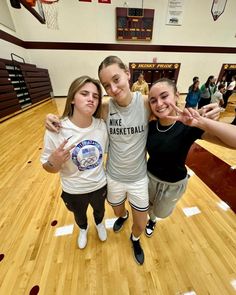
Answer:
[
  {"left": 131, "top": 234, "right": 140, "bottom": 241},
  {"left": 150, "top": 216, "right": 162, "bottom": 223},
  {"left": 122, "top": 211, "right": 128, "bottom": 219}
]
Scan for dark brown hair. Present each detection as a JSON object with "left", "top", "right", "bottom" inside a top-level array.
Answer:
[{"left": 151, "top": 78, "right": 178, "bottom": 94}]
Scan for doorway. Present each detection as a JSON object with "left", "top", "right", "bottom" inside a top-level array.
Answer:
[
  {"left": 217, "top": 64, "right": 236, "bottom": 85},
  {"left": 129, "top": 62, "right": 181, "bottom": 89}
]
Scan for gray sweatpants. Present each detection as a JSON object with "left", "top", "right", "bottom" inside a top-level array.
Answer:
[{"left": 148, "top": 171, "right": 188, "bottom": 219}]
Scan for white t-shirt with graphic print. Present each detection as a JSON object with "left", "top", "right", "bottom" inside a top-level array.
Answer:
[{"left": 41, "top": 117, "right": 108, "bottom": 194}]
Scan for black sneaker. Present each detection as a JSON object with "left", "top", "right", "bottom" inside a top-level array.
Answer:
[
  {"left": 130, "top": 235, "right": 144, "bottom": 265},
  {"left": 113, "top": 211, "right": 129, "bottom": 232},
  {"left": 145, "top": 219, "right": 156, "bottom": 237}
]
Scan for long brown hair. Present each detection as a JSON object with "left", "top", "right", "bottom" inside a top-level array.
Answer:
[{"left": 62, "top": 76, "right": 102, "bottom": 119}]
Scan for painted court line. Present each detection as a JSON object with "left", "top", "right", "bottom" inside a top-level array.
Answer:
[
  {"left": 54, "top": 224, "right": 74, "bottom": 236},
  {"left": 182, "top": 207, "right": 201, "bottom": 217}
]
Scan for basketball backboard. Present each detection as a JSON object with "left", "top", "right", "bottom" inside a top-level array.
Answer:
[{"left": 19, "top": 0, "right": 46, "bottom": 24}]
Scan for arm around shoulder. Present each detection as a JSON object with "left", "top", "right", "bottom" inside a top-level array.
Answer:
[
  {"left": 101, "top": 98, "right": 109, "bottom": 121},
  {"left": 45, "top": 113, "right": 61, "bottom": 132}
]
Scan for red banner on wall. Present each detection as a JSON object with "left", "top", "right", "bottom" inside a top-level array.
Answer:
[
  {"left": 79, "top": 0, "right": 92, "bottom": 2},
  {"left": 98, "top": 0, "right": 111, "bottom": 3}
]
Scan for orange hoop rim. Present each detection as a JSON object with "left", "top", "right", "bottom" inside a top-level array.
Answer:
[
  {"left": 25, "top": 0, "right": 37, "bottom": 6},
  {"left": 40, "top": 0, "right": 59, "bottom": 4}
]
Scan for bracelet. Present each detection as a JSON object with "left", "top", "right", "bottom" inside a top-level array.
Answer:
[{"left": 47, "top": 160, "right": 54, "bottom": 167}]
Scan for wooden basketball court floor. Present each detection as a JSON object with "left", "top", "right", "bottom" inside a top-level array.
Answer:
[{"left": 0, "top": 94, "right": 235, "bottom": 295}]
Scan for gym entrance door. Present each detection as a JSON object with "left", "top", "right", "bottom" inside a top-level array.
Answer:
[{"left": 129, "top": 62, "right": 181, "bottom": 89}]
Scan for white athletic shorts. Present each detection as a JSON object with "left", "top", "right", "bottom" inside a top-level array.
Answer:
[{"left": 106, "top": 174, "right": 149, "bottom": 212}]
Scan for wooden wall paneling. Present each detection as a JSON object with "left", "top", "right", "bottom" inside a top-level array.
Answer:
[
  {"left": 0, "top": 58, "right": 35, "bottom": 67},
  {"left": 5, "top": 63, "right": 32, "bottom": 108},
  {"left": 0, "top": 92, "right": 17, "bottom": 101},
  {"left": 29, "top": 81, "right": 51, "bottom": 88},
  {"left": 28, "top": 85, "right": 51, "bottom": 93},
  {"left": 0, "top": 57, "right": 53, "bottom": 120},
  {"left": 21, "top": 66, "right": 53, "bottom": 104},
  {"left": 0, "top": 69, "right": 9, "bottom": 77},
  {"left": 0, "top": 84, "right": 14, "bottom": 93},
  {"left": 30, "top": 90, "right": 51, "bottom": 102},
  {"left": 24, "top": 77, "right": 50, "bottom": 83},
  {"left": 19, "top": 64, "right": 37, "bottom": 71},
  {"left": 0, "top": 61, "right": 6, "bottom": 69},
  {"left": 31, "top": 97, "right": 51, "bottom": 104},
  {"left": 0, "top": 77, "right": 11, "bottom": 85},
  {"left": 0, "top": 98, "right": 20, "bottom": 109},
  {"left": 25, "top": 71, "right": 47, "bottom": 77},
  {"left": 0, "top": 62, "right": 21, "bottom": 119}
]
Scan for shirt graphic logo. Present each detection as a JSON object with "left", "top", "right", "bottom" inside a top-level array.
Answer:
[
  {"left": 110, "top": 112, "right": 118, "bottom": 116},
  {"left": 72, "top": 140, "right": 102, "bottom": 171}
]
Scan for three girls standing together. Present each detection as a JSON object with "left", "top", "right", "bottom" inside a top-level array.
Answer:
[{"left": 43, "top": 56, "right": 236, "bottom": 265}]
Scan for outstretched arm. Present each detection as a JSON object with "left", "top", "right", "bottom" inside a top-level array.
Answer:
[
  {"left": 199, "top": 102, "right": 220, "bottom": 120},
  {"left": 167, "top": 104, "right": 236, "bottom": 148}
]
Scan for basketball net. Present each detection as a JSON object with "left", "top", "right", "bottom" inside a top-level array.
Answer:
[{"left": 41, "top": 0, "right": 59, "bottom": 30}]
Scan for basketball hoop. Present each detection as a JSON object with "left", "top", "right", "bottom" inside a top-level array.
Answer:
[
  {"left": 25, "top": 0, "right": 36, "bottom": 7},
  {"left": 40, "top": 0, "right": 59, "bottom": 30},
  {"left": 10, "top": 0, "right": 21, "bottom": 9}
]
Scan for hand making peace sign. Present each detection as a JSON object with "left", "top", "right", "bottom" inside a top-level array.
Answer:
[
  {"left": 47, "top": 139, "right": 75, "bottom": 171},
  {"left": 166, "top": 103, "right": 204, "bottom": 127}
]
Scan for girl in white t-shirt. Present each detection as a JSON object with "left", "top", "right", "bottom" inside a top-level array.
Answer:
[
  {"left": 41, "top": 76, "right": 108, "bottom": 249},
  {"left": 211, "top": 83, "right": 225, "bottom": 107}
]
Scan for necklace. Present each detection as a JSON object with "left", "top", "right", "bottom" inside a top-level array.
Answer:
[{"left": 156, "top": 121, "right": 176, "bottom": 133}]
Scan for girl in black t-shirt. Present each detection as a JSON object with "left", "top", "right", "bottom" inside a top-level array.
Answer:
[{"left": 145, "top": 78, "right": 236, "bottom": 237}]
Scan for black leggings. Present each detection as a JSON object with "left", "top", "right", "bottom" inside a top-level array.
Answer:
[
  {"left": 222, "top": 90, "right": 233, "bottom": 109},
  {"left": 198, "top": 97, "right": 211, "bottom": 109},
  {"left": 61, "top": 185, "right": 107, "bottom": 229}
]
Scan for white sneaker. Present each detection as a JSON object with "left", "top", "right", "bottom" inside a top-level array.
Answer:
[
  {"left": 77, "top": 226, "right": 89, "bottom": 249},
  {"left": 96, "top": 223, "right": 107, "bottom": 242}
]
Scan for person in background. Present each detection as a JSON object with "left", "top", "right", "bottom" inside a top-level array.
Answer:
[
  {"left": 185, "top": 79, "right": 201, "bottom": 109},
  {"left": 41, "top": 76, "right": 108, "bottom": 250},
  {"left": 188, "top": 76, "right": 199, "bottom": 91},
  {"left": 145, "top": 78, "right": 236, "bottom": 238},
  {"left": 217, "top": 75, "right": 228, "bottom": 89},
  {"left": 131, "top": 72, "right": 149, "bottom": 95},
  {"left": 231, "top": 109, "right": 236, "bottom": 125},
  {"left": 198, "top": 75, "right": 217, "bottom": 109},
  {"left": 45, "top": 57, "right": 221, "bottom": 265},
  {"left": 222, "top": 75, "right": 236, "bottom": 109},
  {"left": 211, "top": 83, "right": 225, "bottom": 110}
]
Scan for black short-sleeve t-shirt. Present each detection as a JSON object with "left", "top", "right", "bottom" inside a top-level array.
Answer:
[{"left": 146, "top": 120, "right": 204, "bottom": 182}]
